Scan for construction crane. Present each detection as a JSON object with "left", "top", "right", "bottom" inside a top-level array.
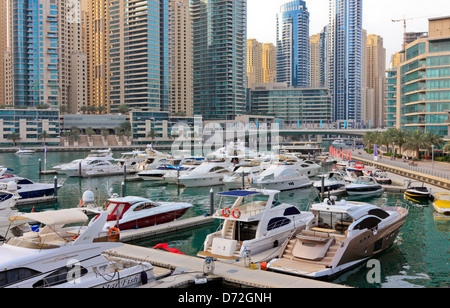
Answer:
[{"left": 392, "top": 15, "right": 440, "bottom": 50}]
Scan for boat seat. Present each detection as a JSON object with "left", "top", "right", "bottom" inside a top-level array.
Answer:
[{"left": 292, "top": 230, "right": 336, "bottom": 261}]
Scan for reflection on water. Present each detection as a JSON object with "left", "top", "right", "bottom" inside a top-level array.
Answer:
[{"left": 1, "top": 151, "right": 449, "bottom": 288}]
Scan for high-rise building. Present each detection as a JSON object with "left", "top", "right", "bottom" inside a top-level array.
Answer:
[
  {"left": 310, "top": 34, "right": 321, "bottom": 87},
  {"left": 366, "top": 34, "right": 386, "bottom": 128},
  {"left": 247, "top": 39, "right": 263, "bottom": 88},
  {"left": 0, "top": 0, "right": 10, "bottom": 106},
  {"left": 108, "top": 0, "right": 170, "bottom": 113},
  {"left": 262, "top": 43, "right": 277, "bottom": 83},
  {"left": 82, "top": 0, "right": 110, "bottom": 113},
  {"left": 10, "top": 0, "right": 85, "bottom": 110},
  {"left": 191, "top": 0, "right": 247, "bottom": 121},
  {"left": 169, "top": 0, "right": 193, "bottom": 117},
  {"left": 396, "top": 17, "right": 450, "bottom": 140},
  {"left": 276, "top": 0, "right": 309, "bottom": 87},
  {"left": 327, "top": 0, "right": 363, "bottom": 122}
]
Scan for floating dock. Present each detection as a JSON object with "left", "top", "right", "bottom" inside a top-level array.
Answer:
[{"left": 105, "top": 244, "right": 349, "bottom": 288}]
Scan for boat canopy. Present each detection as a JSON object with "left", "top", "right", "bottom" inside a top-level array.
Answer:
[
  {"left": 311, "top": 201, "right": 384, "bottom": 221},
  {"left": 9, "top": 209, "right": 88, "bottom": 226}
]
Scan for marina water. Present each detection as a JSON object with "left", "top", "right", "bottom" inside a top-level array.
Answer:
[{"left": 1, "top": 151, "right": 448, "bottom": 288}]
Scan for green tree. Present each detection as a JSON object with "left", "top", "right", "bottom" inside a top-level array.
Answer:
[
  {"left": 7, "top": 132, "right": 21, "bottom": 146},
  {"left": 118, "top": 105, "right": 130, "bottom": 114},
  {"left": 85, "top": 127, "right": 95, "bottom": 140},
  {"left": 147, "top": 128, "right": 157, "bottom": 143},
  {"left": 404, "top": 130, "right": 427, "bottom": 159},
  {"left": 39, "top": 130, "right": 50, "bottom": 146}
]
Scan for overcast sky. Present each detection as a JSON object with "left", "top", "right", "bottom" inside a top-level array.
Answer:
[{"left": 247, "top": 0, "right": 448, "bottom": 66}]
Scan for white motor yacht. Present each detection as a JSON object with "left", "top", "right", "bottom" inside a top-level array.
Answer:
[
  {"left": 0, "top": 168, "right": 62, "bottom": 199},
  {"left": 332, "top": 139, "right": 347, "bottom": 147},
  {"left": 178, "top": 160, "right": 232, "bottom": 187},
  {"left": 223, "top": 159, "right": 270, "bottom": 190},
  {"left": 296, "top": 160, "right": 321, "bottom": 178},
  {"left": 197, "top": 189, "right": 314, "bottom": 262},
  {"left": 60, "top": 160, "right": 128, "bottom": 178},
  {"left": 313, "top": 171, "right": 347, "bottom": 192},
  {"left": 137, "top": 157, "right": 203, "bottom": 182},
  {"left": 268, "top": 198, "right": 409, "bottom": 279},
  {"left": 250, "top": 164, "right": 312, "bottom": 191},
  {"left": 0, "top": 209, "right": 155, "bottom": 288},
  {"left": 0, "top": 182, "right": 28, "bottom": 242},
  {"left": 346, "top": 176, "right": 384, "bottom": 196},
  {"left": 53, "top": 149, "right": 114, "bottom": 173},
  {"left": 103, "top": 196, "right": 192, "bottom": 231},
  {"left": 115, "top": 150, "right": 147, "bottom": 170}
]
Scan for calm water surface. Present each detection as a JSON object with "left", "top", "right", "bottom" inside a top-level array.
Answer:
[{"left": 1, "top": 151, "right": 448, "bottom": 288}]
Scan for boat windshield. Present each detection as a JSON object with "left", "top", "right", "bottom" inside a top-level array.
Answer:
[
  {"left": 106, "top": 202, "right": 131, "bottom": 221},
  {"left": 352, "top": 178, "right": 375, "bottom": 185}
]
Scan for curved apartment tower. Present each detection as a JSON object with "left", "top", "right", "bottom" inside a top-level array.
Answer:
[{"left": 276, "top": 0, "right": 310, "bottom": 88}]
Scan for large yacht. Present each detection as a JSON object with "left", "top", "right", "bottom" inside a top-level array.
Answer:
[
  {"left": 267, "top": 198, "right": 409, "bottom": 279},
  {"left": 0, "top": 209, "right": 155, "bottom": 288},
  {"left": 52, "top": 149, "right": 114, "bottom": 173},
  {"left": 178, "top": 159, "right": 233, "bottom": 187},
  {"left": 250, "top": 164, "right": 312, "bottom": 191},
  {"left": 197, "top": 189, "right": 313, "bottom": 262}
]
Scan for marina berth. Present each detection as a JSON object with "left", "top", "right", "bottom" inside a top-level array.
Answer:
[
  {"left": 0, "top": 209, "right": 155, "bottom": 288},
  {"left": 267, "top": 198, "right": 409, "bottom": 279},
  {"left": 197, "top": 189, "right": 314, "bottom": 262}
]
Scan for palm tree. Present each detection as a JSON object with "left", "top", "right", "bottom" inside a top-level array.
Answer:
[
  {"left": 404, "top": 130, "right": 427, "bottom": 159},
  {"left": 39, "top": 130, "right": 50, "bottom": 146},
  {"left": 7, "top": 132, "right": 21, "bottom": 146},
  {"left": 85, "top": 127, "right": 95, "bottom": 141},
  {"left": 423, "top": 131, "right": 443, "bottom": 152},
  {"left": 147, "top": 129, "right": 157, "bottom": 143},
  {"left": 444, "top": 142, "right": 450, "bottom": 153},
  {"left": 391, "top": 128, "right": 410, "bottom": 157}
]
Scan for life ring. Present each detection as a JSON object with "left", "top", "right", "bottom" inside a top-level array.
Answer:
[
  {"left": 108, "top": 227, "right": 120, "bottom": 240},
  {"left": 232, "top": 209, "right": 241, "bottom": 219},
  {"left": 222, "top": 208, "right": 231, "bottom": 218}
]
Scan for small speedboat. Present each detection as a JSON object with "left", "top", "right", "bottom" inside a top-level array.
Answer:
[
  {"left": 433, "top": 193, "right": 450, "bottom": 215},
  {"left": 404, "top": 181, "right": 432, "bottom": 200},
  {"left": 103, "top": 196, "right": 192, "bottom": 231},
  {"left": 332, "top": 139, "right": 346, "bottom": 147},
  {"left": 313, "top": 171, "right": 347, "bottom": 192},
  {"left": 15, "top": 149, "right": 35, "bottom": 155},
  {"left": 345, "top": 176, "right": 384, "bottom": 196}
]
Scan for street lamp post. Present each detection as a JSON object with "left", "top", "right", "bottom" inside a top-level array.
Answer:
[{"left": 432, "top": 145, "right": 435, "bottom": 171}]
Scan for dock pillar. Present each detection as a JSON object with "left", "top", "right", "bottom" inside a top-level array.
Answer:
[
  {"left": 54, "top": 176, "right": 58, "bottom": 197},
  {"left": 38, "top": 159, "right": 42, "bottom": 175},
  {"left": 121, "top": 181, "right": 125, "bottom": 197},
  {"left": 209, "top": 188, "right": 214, "bottom": 216}
]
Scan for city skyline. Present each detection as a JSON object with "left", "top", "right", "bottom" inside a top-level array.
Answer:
[{"left": 248, "top": 0, "right": 448, "bottom": 67}]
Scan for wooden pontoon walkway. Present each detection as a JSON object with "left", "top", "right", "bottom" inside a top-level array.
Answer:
[{"left": 106, "top": 245, "right": 349, "bottom": 288}]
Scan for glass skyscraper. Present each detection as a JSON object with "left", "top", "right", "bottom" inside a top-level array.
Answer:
[
  {"left": 276, "top": 0, "right": 310, "bottom": 87},
  {"left": 11, "top": 0, "right": 59, "bottom": 107},
  {"left": 327, "top": 0, "right": 363, "bottom": 122},
  {"left": 191, "top": 0, "right": 247, "bottom": 121},
  {"left": 109, "top": 0, "right": 170, "bottom": 112}
]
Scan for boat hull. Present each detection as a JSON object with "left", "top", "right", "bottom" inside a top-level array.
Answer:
[
  {"left": 251, "top": 178, "right": 311, "bottom": 191},
  {"left": 179, "top": 175, "right": 224, "bottom": 187},
  {"left": 114, "top": 207, "right": 190, "bottom": 231}
]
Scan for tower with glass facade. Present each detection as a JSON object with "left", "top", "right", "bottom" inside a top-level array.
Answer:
[
  {"left": 397, "top": 17, "right": 450, "bottom": 140},
  {"left": 11, "top": 0, "right": 59, "bottom": 107},
  {"left": 191, "top": 0, "right": 247, "bottom": 121},
  {"left": 108, "top": 0, "right": 170, "bottom": 113},
  {"left": 327, "top": 0, "right": 363, "bottom": 122},
  {"left": 276, "top": 0, "right": 309, "bottom": 87}
]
